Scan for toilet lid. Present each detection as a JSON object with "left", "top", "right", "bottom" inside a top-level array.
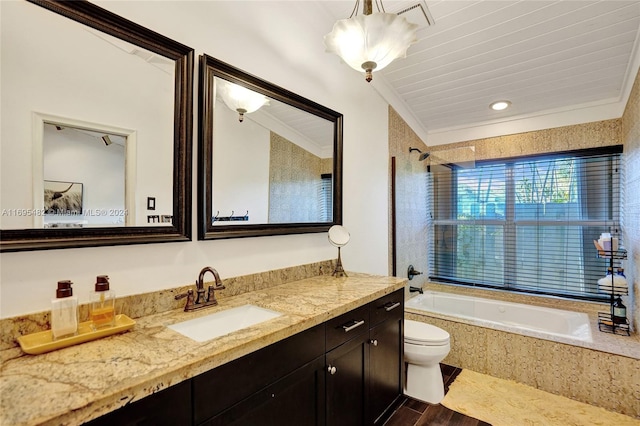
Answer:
[{"left": 405, "top": 320, "right": 450, "bottom": 345}]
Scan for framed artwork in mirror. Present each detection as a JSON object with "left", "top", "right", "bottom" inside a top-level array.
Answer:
[{"left": 198, "top": 55, "right": 343, "bottom": 239}]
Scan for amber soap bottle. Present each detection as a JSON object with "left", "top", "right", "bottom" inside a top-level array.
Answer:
[{"left": 90, "top": 275, "right": 116, "bottom": 330}]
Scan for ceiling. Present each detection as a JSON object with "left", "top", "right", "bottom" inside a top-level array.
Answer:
[{"left": 320, "top": 0, "right": 640, "bottom": 145}]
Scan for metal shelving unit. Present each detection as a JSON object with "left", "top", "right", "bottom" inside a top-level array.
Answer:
[{"left": 596, "top": 248, "right": 629, "bottom": 336}]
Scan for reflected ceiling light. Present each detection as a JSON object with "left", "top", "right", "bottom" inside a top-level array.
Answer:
[
  {"left": 324, "top": 0, "right": 418, "bottom": 82},
  {"left": 219, "top": 80, "right": 269, "bottom": 122},
  {"left": 490, "top": 100, "right": 511, "bottom": 111}
]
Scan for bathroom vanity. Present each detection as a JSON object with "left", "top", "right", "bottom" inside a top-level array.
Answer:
[
  {"left": 0, "top": 274, "right": 405, "bottom": 426},
  {"left": 86, "top": 288, "right": 404, "bottom": 426}
]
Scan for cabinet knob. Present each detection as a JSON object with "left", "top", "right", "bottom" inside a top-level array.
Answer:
[
  {"left": 369, "top": 339, "right": 378, "bottom": 346},
  {"left": 327, "top": 365, "right": 337, "bottom": 375}
]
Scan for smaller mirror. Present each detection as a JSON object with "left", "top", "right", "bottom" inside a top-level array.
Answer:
[{"left": 328, "top": 225, "right": 350, "bottom": 277}]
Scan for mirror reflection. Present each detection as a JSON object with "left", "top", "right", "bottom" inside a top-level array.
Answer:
[
  {"left": 212, "top": 76, "right": 335, "bottom": 226},
  {"left": 42, "top": 123, "right": 126, "bottom": 227},
  {"left": 199, "top": 55, "right": 343, "bottom": 240},
  {"left": 0, "top": 1, "right": 174, "bottom": 230},
  {"left": 0, "top": 0, "right": 193, "bottom": 251}
]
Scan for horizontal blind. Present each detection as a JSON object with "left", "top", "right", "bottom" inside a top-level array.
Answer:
[
  {"left": 319, "top": 173, "right": 333, "bottom": 222},
  {"left": 428, "top": 148, "right": 623, "bottom": 301}
]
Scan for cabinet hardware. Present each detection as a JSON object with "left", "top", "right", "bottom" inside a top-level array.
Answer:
[
  {"left": 342, "top": 320, "right": 365, "bottom": 332},
  {"left": 327, "top": 365, "right": 337, "bottom": 375},
  {"left": 369, "top": 339, "right": 378, "bottom": 346},
  {"left": 384, "top": 302, "right": 401, "bottom": 312}
]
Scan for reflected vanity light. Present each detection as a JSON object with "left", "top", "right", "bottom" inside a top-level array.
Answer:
[{"left": 219, "top": 80, "right": 270, "bottom": 122}]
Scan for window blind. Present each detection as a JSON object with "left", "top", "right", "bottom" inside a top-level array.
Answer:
[
  {"left": 428, "top": 147, "right": 623, "bottom": 301},
  {"left": 320, "top": 173, "right": 333, "bottom": 222}
]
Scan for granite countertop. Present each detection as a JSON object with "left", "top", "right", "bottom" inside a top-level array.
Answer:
[{"left": 0, "top": 273, "right": 406, "bottom": 426}]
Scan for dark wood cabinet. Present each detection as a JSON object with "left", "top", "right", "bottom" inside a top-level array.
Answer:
[
  {"left": 83, "top": 379, "right": 192, "bottom": 426},
  {"left": 324, "top": 289, "right": 404, "bottom": 426},
  {"left": 368, "top": 310, "right": 403, "bottom": 424},
  {"left": 202, "top": 355, "right": 326, "bottom": 426},
  {"left": 85, "top": 290, "right": 403, "bottom": 426},
  {"left": 193, "top": 323, "right": 325, "bottom": 425},
  {"left": 368, "top": 290, "right": 404, "bottom": 425},
  {"left": 325, "top": 331, "right": 369, "bottom": 426}
]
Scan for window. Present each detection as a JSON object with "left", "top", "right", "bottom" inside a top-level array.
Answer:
[
  {"left": 320, "top": 173, "right": 333, "bottom": 222},
  {"left": 429, "top": 147, "right": 623, "bottom": 301}
]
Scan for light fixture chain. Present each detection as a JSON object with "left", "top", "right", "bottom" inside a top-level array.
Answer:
[{"left": 349, "top": 0, "right": 360, "bottom": 18}]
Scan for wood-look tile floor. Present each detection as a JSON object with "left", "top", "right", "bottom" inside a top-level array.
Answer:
[{"left": 383, "top": 364, "right": 491, "bottom": 426}]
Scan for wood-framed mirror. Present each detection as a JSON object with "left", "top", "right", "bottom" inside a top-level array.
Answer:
[
  {"left": 0, "top": 0, "right": 193, "bottom": 252},
  {"left": 198, "top": 55, "right": 343, "bottom": 240}
]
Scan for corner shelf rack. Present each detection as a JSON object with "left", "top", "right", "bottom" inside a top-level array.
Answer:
[{"left": 596, "top": 247, "right": 629, "bottom": 336}]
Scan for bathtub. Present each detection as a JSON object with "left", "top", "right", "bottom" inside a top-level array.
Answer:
[{"left": 405, "top": 291, "right": 593, "bottom": 342}]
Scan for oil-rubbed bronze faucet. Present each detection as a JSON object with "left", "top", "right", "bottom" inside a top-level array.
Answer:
[{"left": 175, "top": 266, "right": 226, "bottom": 311}]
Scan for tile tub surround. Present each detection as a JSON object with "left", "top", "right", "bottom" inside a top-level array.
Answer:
[
  {"left": 0, "top": 273, "right": 406, "bottom": 426},
  {"left": 406, "top": 287, "right": 640, "bottom": 418},
  {"left": 0, "top": 260, "right": 335, "bottom": 355}
]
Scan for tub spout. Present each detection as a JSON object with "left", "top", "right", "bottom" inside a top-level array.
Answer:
[{"left": 409, "top": 286, "right": 424, "bottom": 294}]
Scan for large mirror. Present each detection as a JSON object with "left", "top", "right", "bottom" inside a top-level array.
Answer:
[
  {"left": 199, "top": 55, "right": 343, "bottom": 239},
  {"left": 0, "top": 0, "right": 193, "bottom": 251}
]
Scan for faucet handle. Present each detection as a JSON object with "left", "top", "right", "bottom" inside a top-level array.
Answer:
[{"left": 175, "top": 289, "right": 195, "bottom": 311}]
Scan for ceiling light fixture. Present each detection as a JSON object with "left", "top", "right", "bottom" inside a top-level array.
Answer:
[
  {"left": 219, "top": 80, "right": 270, "bottom": 122},
  {"left": 324, "top": 0, "right": 418, "bottom": 82},
  {"left": 490, "top": 100, "right": 511, "bottom": 111}
]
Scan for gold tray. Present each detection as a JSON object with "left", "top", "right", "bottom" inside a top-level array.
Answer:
[{"left": 17, "top": 314, "right": 135, "bottom": 355}]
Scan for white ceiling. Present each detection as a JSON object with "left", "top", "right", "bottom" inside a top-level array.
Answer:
[{"left": 320, "top": 0, "right": 640, "bottom": 145}]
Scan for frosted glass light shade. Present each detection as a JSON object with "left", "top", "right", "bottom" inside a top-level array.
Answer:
[
  {"left": 219, "top": 80, "right": 269, "bottom": 122},
  {"left": 324, "top": 12, "right": 418, "bottom": 82}
]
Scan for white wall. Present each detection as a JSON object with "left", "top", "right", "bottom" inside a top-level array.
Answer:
[
  {"left": 0, "top": 1, "right": 390, "bottom": 318},
  {"left": 213, "top": 103, "right": 270, "bottom": 224}
]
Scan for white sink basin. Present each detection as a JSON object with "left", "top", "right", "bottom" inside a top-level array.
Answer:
[{"left": 168, "top": 304, "right": 282, "bottom": 342}]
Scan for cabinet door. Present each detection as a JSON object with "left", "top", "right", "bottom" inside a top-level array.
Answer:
[
  {"left": 201, "top": 356, "right": 325, "bottom": 426},
  {"left": 83, "top": 379, "right": 191, "bottom": 426},
  {"left": 193, "top": 324, "right": 325, "bottom": 424},
  {"left": 368, "top": 316, "right": 403, "bottom": 425},
  {"left": 325, "top": 332, "right": 369, "bottom": 426}
]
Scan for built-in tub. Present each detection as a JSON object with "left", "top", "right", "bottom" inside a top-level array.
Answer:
[{"left": 406, "top": 290, "right": 593, "bottom": 342}]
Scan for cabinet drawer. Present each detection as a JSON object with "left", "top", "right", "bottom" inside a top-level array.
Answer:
[
  {"left": 326, "top": 304, "right": 369, "bottom": 351},
  {"left": 369, "top": 289, "right": 404, "bottom": 326}
]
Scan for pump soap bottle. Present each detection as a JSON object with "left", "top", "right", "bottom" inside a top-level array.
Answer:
[
  {"left": 90, "top": 275, "right": 116, "bottom": 330},
  {"left": 51, "top": 280, "right": 79, "bottom": 340}
]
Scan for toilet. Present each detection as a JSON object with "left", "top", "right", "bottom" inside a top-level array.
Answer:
[{"left": 404, "top": 319, "right": 451, "bottom": 404}]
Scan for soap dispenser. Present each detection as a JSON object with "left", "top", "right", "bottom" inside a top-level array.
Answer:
[
  {"left": 51, "top": 280, "right": 79, "bottom": 340},
  {"left": 90, "top": 275, "right": 116, "bottom": 330}
]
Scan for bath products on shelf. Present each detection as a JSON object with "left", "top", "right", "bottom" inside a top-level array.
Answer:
[
  {"left": 597, "top": 233, "right": 619, "bottom": 252},
  {"left": 51, "top": 280, "right": 79, "bottom": 340},
  {"left": 90, "top": 275, "right": 115, "bottom": 330},
  {"left": 597, "top": 267, "right": 628, "bottom": 293},
  {"left": 612, "top": 296, "right": 627, "bottom": 324}
]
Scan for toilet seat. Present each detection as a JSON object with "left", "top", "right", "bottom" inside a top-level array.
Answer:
[{"left": 405, "top": 320, "right": 450, "bottom": 346}]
